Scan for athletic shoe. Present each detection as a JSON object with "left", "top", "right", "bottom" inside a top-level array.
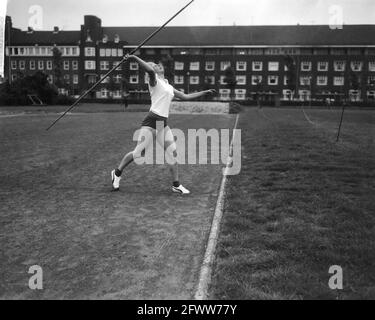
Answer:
[
  {"left": 111, "top": 169, "right": 121, "bottom": 191},
  {"left": 172, "top": 184, "right": 190, "bottom": 195}
]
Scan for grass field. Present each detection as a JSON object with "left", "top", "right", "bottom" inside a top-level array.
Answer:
[
  {"left": 211, "top": 107, "right": 375, "bottom": 300},
  {"left": 1, "top": 105, "right": 374, "bottom": 300},
  {"left": 0, "top": 108, "right": 236, "bottom": 299}
]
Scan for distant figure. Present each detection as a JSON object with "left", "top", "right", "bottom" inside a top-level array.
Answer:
[
  {"left": 123, "top": 91, "right": 130, "bottom": 109},
  {"left": 111, "top": 54, "right": 215, "bottom": 194}
]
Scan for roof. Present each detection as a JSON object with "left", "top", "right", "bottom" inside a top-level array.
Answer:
[
  {"left": 102, "top": 25, "right": 375, "bottom": 47},
  {"left": 8, "top": 24, "right": 375, "bottom": 47},
  {"left": 9, "top": 29, "right": 80, "bottom": 45}
]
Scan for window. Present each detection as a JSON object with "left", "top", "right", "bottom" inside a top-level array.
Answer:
[
  {"left": 220, "top": 76, "right": 227, "bottom": 85},
  {"left": 72, "top": 47, "right": 78, "bottom": 56},
  {"left": 174, "top": 75, "right": 184, "bottom": 84},
  {"left": 369, "top": 62, "right": 375, "bottom": 72},
  {"left": 268, "top": 75, "right": 279, "bottom": 85},
  {"left": 219, "top": 89, "right": 231, "bottom": 100},
  {"left": 30, "top": 60, "right": 35, "bottom": 70},
  {"left": 100, "top": 61, "right": 110, "bottom": 70},
  {"left": 11, "top": 74, "right": 17, "bottom": 82},
  {"left": 284, "top": 76, "right": 291, "bottom": 86},
  {"left": 299, "top": 90, "right": 311, "bottom": 101},
  {"left": 130, "top": 62, "right": 138, "bottom": 70},
  {"left": 236, "top": 75, "right": 246, "bottom": 85},
  {"left": 85, "top": 61, "right": 96, "bottom": 70},
  {"left": 314, "top": 49, "right": 329, "bottom": 55},
  {"left": 221, "top": 61, "right": 231, "bottom": 71},
  {"left": 251, "top": 75, "right": 262, "bottom": 85},
  {"left": 47, "top": 75, "right": 53, "bottom": 84},
  {"left": 317, "top": 76, "right": 328, "bottom": 86},
  {"left": 206, "top": 61, "right": 215, "bottom": 71},
  {"left": 72, "top": 60, "right": 78, "bottom": 70},
  {"left": 265, "top": 48, "right": 280, "bottom": 55},
  {"left": 190, "top": 49, "right": 203, "bottom": 55},
  {"left": 206, "top": 49, "right": 218, "bottom": 55},
  {"left": 204, "top": 76, "right": 215, "bottom": 85},
  {"left": 113, "top": 90, "right": 122, "bottom": 98},
  {"left": 331, "top": 48, "right": 346, "bottom": 55},
  {"left": 174, "top": 62, "right": 184, "bottom": 70},
  {"left": 334, "top": 76, "right": 344, "bottom": 86},
  {"left": 19, "top": 60, "right": 25, "bottom": 70},
  {"left": 252, "top": 61, "right": 263, "bottom": 71},
  {"left": 100, "top": 75, "right": 109, "bottom": 83},
  {"left": 236, "top": 61, "right": 247, "bottom": 71},
  {"left": 114, "top": 74, "right": 122, "bottom": 83},
  {"left": 300, "top": 76, "right": 311, "bottom": 86},
  {"left": 249, "top": 49, "right": 263, "bottom": 55},
  {"left": 100, "top": 48, "right": 105, "bottom": 57},
  {"left": 146, "top": 49, "right": 156, "bottom": 55},
  {"left": 334, "top": 61, "right": 346, "bottom": 72},
  {"left": 351, "top": 61, "right": 363, "bottom": 72},
  {"left": 88, "top": 75, "right": 97, "bottom": 84},
  {"left": 190, "top": 76, "right": 199, "bottom": 84},
  {"left": 112, "top": 49, "right": 117, "bottom": 57},
  {"left": 73, "top": 74, "right": 79, "bottom": 84},
  {"left": 85, "top": 47, "right": 96, "bottom": 57},
  {"left": 301, "top": 61, "right": 312, "bottom": 71},
  {"left": 219, "top": 49, "right": 232, "bottom": 55},
  {"left": 101, "top": 88, "right": 109, "bottom": 98},
  {"left": 368, "top": 76, "right": 375, "bottom": 86},
  {"left": 11, "top": 61, "right": 17, "bottom": 69},
  {"left": 130, "top": 75, "right": 139, "bottom": 84},
  {"left": 283, "top": 89, "right": 294, "bottom": 100},
  {"left": 235, "top": 89, "right": 246, "bottom": 100},
  {"left": 112, "top": 61, "right": 122, "bottom": 70},
  {"left": 236, "top": 49, "right": 247, "bottom": 55},
  {"left": 190, "top": 62, "right": 200, "bottom": 71},
  {"left": 38, "top": 61, "right": 44, "bottom": 70},
  {"left": 64, "top": 74, "right": 70, "bottom": 84},
  {"left": 106, "top": 49, "right": 111, "bottom": 57},
  {"left": 268, "top": 62, "right": 279, "bottom": 71},
  {"left": 118, "top": 49, "right": 123, "bottom": 57},
  {"left": 348, "top": 48, "right": 362, "bottom": 55},
  {"left": 63, "top": 60, "right": 69, "bottom": 70},
  {"left": 318, "top": 61, "right": 328, "bottom": 71},
  {"left": 46, "top": 60, "right": 52, "bottom": 70},
  {"left": 349, "top": 90, "right": 361, "bottom": 102},
  {"left": 367, "top": 91, "right": 375, "bottom": 100}
]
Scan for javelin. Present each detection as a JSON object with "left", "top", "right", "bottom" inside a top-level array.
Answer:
[{"left": 46, "top": 0, "right": 195, "bottom": 131}]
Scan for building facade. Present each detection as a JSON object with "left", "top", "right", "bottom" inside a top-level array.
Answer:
[{"left": 4, "top": 15, "right": 375, "bottom": 103}]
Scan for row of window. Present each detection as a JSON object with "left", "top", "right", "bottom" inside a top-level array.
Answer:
[
  {"left": 125, "top": 47, "right": 375, "bottom": 56},
  {"left": 11, "top": 60, "right": 79, "bottom": 71},
  {"left": 7, "top": 46, "right": 80, "bottom": 56},
  {"left": 174, "top": 61, "right": 374, "bottom": 72},
  {"left": 10, "top": 73, "right": 79, "bottom": 84},
  {"left": 80, "top": 60, "right": 375, "bottom": 72},
  {"left": 8, "top": 45, "right": 375, "bottom": 58}
]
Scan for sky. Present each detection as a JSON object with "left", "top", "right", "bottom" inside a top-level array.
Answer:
[{"left": 4, "top": 0, "right": 375, "bottom": 31}]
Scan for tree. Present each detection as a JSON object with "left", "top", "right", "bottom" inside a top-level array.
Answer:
[
  {"left": 52, "top": 47, "right": 64, "bottom": 88},
  {"left": 284, "top": 55, "right": 297, "bottom": 99},
  {"left": 161, "top": 54, "right": 175, "bottom": 84},
  {"left": 223, "top": 66, "right": 237, "bottom": 101},
  {"left": 0, "top": 71, "right": 57, "bottom": 105}
]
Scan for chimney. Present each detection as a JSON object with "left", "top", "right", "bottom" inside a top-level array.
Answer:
[
  {"left": 27, "top": 26, "right": 34, "bottom": 33},
  {"left": 53, "top": 26, "right": 59, "bottom": 33}
]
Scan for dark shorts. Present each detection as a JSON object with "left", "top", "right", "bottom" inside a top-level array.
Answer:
[{"left": 141, "top": 111, "right": 168, "bottom": 130}]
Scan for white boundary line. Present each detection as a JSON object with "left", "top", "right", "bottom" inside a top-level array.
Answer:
[{"left": 194, "top": 113, "right": 240, "bottom": 300}]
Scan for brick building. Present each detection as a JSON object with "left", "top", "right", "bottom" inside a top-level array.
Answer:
[{"left": 4, "top": 15, "right": 375, "bottom": 103}]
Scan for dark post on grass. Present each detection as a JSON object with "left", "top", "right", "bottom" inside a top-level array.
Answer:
[
  {"left": 46, "top": 0, "right": 195, "bottom": 131},
  {"left": 336, "top": 104, "right": 346, "bottom": 142}
]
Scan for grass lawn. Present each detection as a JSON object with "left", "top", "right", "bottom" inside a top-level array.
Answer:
[
  {"left": 0, "top": 110, "right": 236, "bottom": 299},
  {"left": 211, "top": 107, "right": 375, "bottom": 300}
]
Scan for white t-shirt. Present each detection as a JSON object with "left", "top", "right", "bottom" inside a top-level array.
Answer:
[{"left": 148, "top": 74, "right": 175, "bottom": 118}]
